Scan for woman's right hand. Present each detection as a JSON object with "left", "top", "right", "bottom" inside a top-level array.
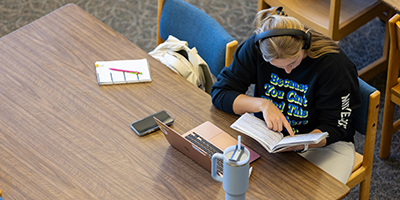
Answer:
[
  {"left": 259, "top": 99, "right": 294, "bottom": 136},
  {"left": 233, "top": 95, "right": 294, "bottom": 136}
]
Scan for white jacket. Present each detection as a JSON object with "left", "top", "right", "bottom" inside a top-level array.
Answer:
[{"left": 149, "top": 35, "right": 213, "bottom": 93}]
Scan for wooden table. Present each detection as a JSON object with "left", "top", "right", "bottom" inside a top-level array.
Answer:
[
  {"left": 0, "top": 4, "right": 349, "bottom": 199},
  {"left": 380, "top": 0, "right": 400, "bottom": 13}
]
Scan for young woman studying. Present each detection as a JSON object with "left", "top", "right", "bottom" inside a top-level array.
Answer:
[{"left": 211, "top": 7, "right": 361, "bottom": 183}]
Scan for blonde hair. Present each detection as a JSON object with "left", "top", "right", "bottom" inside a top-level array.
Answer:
[{"left": 255, "top": 7, "right": 339, "bottom": 61}]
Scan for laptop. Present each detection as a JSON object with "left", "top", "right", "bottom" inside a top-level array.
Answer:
[{"left": 154, "top": 117, "right": 260, "bottom": 174}]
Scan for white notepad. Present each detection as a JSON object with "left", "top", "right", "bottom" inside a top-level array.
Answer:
[{"left": 95, "top": 59, "right": 152, "bottom": 85}]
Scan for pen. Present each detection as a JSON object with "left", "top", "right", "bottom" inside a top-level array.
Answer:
[{"left": 109, "top": 68, "right": 142, "bottom": 74}]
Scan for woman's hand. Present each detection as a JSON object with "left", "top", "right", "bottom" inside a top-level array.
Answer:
[
  {"left": 280, "top": 135, "right": 327, "bottom": 152},
  {"left": 280, "top": 144, "right": 306, "bottom": 152},
  {"left": 233, "top": 94, "right": 294, "bottom": 136},
  {"left": 259, "top": 99, "right": 294, "bottom": 136}
]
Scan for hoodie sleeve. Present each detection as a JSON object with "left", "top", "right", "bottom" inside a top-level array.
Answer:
[
  {"left": 314, "top": 52, "right": 361, "bottom": 145},
  {"left": 211, "top": 34, "right": 259, "bottom": 114}
]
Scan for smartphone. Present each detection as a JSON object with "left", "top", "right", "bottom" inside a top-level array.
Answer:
[{"left": 130, "top": 110, "right": 174, "bottom": 136}]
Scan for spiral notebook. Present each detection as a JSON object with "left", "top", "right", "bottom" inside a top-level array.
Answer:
[{"left": 95, "top": 59, "right": 152, "bottom": 85}]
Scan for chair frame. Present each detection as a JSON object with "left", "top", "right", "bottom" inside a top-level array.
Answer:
[
  {"left": 347, "top": 87, "right": 380, "bottom": 200},
  {"left": 156, "top": 0, "right": 238, "bottom": 68},
  {"left": 257, "top": 0, "right": 395, "bottom": 81},
  {"left": 380, "top": 14, "right": 400, "bottom": 159}
]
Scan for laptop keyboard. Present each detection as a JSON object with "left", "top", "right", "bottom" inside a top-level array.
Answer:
[{"left": 185, "top": 132, "right": 224, "bottom": 175}]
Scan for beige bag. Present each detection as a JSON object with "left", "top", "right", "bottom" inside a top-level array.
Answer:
[{"left": 149, "top": 35, "right": 213, "bottom": 93}]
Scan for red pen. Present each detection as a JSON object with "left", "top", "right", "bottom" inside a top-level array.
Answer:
[{"left": 109, "top": 68, "right": 142, "bottom": 74}]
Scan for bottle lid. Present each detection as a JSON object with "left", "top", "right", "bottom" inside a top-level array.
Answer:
[{"left": 224, "top": 136, "right": 250, "bottom": 166}]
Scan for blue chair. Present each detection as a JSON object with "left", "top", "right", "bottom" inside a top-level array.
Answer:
[
  {"left": 347, "top": 77, "right": 380, "bottom": 200},
  {"left": 157, "top": 0, "right": 238, "bottom": 78}
]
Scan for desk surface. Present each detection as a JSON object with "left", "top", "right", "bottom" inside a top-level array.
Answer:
[{"left": 0, "top": 4, "right": 349, "bottom": 200}]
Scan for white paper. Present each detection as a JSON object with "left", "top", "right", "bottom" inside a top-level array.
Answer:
[
  {"left": 95, "top": 59, "right": 151, "bottom": 85},
  {"left": 230, "top": 113, "right": 329, "bottom": 153}
]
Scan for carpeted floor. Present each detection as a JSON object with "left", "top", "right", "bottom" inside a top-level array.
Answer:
[{"left": 1, "top": 0, "right": 399, "bottom": 199}]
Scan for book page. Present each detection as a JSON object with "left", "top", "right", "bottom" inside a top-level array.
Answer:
[
  {"left": 274, "top": 132, "right": 329, "bottom": 150},
  {"left": 231, "top": 113, "right": 283, "bottom": 152}
]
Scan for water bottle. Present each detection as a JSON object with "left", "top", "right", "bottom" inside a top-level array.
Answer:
[{"left": 211, "top": 136, "right": 250, "bottom": 200}]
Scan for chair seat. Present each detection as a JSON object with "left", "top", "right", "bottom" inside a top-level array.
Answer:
[
  {"left": 391, "top": 82, "right": 400, "bottom": 105},
  {"left": 353, "top": 152, "right": 363, "bottom": 172}
]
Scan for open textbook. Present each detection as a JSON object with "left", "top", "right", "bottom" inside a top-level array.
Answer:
[{"left": 230, "top": 113, "right": 328, "bottom": 153}]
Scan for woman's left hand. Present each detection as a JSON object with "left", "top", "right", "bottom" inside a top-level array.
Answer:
[
  {"left": 281, "top": 136, "right": 327, "bottom": 152},
  {"left": 281, "top": 145, "right": 305, "bottom": 152}
]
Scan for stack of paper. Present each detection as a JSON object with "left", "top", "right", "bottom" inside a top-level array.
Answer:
[{"left": 95, "top": 59, "right": 152, "bottom": 85}]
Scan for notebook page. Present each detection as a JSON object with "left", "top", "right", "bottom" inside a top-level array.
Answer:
[
  {"left": 96, "top": 67, "right": 113, "bottom": 85},
  {"left": 134, "top": 59, "right": 151, "bottom": 82},
  {"left": 110, "top": 69, "right": 127, "bottom": 84},
  {"left": 95, "top": 59, "right": 151, "bottom": 84}
]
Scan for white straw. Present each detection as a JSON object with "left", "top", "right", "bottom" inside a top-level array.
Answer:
[{"left": 238, "top": 135, "right": 241, "bottom": 149}]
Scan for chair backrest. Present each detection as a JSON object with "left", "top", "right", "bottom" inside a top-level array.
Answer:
[
  {"left": 350, "top": 77, "right": 380, "bottom": 169},
  {"left": 346, "top": 77, "right": 380, "bottom": 199},
  {"left": 379, "top": 14, "right": 400, "bottom": 159},
  {"left": 351, "top": 77, "right": 380, "bottom": 136},
  {"left": 387, "top": 14, "right": 400, "bottom": 89},
  {"left": 157, "top": 0, "right": 237, "bottom": 77}
]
